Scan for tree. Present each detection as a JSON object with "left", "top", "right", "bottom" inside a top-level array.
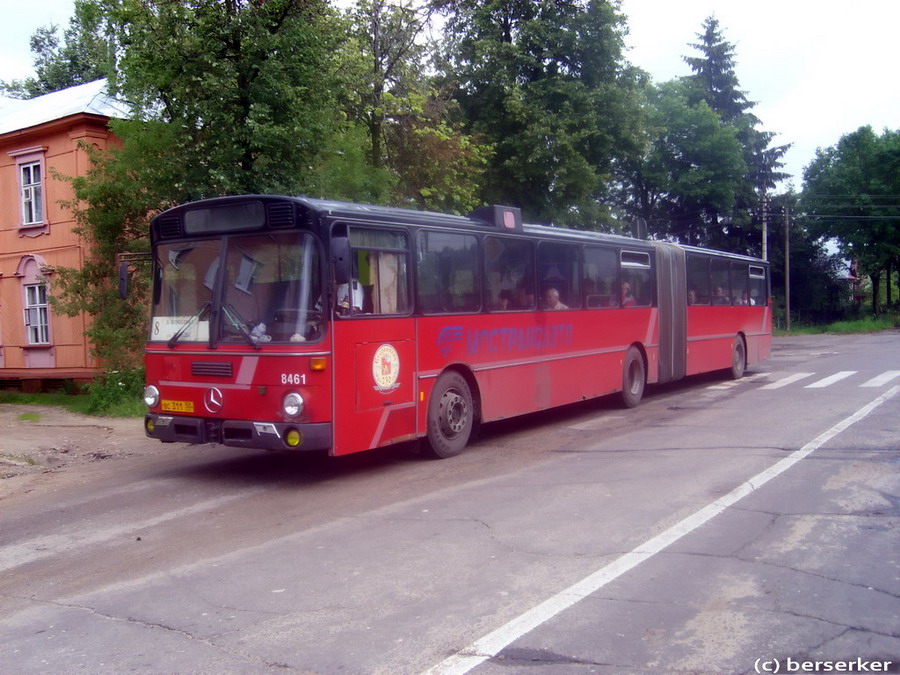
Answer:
[
  {"left": 801, "top": 126, "right": 900, "bottom": 315},
  {"left": 1, "top": 0, "right": 111, "bottom": 98},
  {"left": 764, "top": 191, "right": 847, "bottom": 326},
  {"left": 681, "top": 16, "right": 789, "bottom": 252},
  {"left": 51, "top": 0, "right": 346, "bottom": 371},
  {"left": 614, "top": 79, "right": 747, "bottom": 246},
  {"left": 435, "top": 0, "right": 642, "bottom": 226},
  {"left": 338, "top": 0, "right": 490, "bottom": 211}
]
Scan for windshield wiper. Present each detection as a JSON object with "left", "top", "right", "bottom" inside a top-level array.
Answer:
[
  {"left": 167, "top": 301, "right": 211, "bottom": 348},
  {"left": 222, "top": 303, "right": 261, "bottom": 350}
]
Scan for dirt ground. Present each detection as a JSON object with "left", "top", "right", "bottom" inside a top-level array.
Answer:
[{"left": 0, "top": 404, "right": 152, "bottom": 482}]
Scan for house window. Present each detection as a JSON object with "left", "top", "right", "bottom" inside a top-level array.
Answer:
[
  {"left": 21, "top": 162, "right": 44, "bottom": 225},
  {"left": 24, "top": 284, "right": 50, "bottom": 345}
]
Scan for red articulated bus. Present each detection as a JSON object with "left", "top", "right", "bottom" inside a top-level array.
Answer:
[{"left": 141, "top": 196, "right": 771, "bottom": 458}]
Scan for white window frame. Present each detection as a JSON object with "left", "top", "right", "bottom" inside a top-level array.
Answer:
[
  {"left": 24, "top": 283, "right": 50, "bottom": 345},
  {"left": 21, "top": 161, "right": 44, "bottom": 225},
  {"left": 7, "top": 146, "right": 47, "bottom": 228},
  {"left": 9, "top": 146, "right": 48, "bottom": 229}
]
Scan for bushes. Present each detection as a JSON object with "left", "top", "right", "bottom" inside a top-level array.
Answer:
[{"left": 86, "top": 369, "right": 146, "bottom": 417}]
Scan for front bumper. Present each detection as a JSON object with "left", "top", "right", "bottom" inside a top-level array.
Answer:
[{"left": 145, "top": 414, "right": 331, "bottom": 452}]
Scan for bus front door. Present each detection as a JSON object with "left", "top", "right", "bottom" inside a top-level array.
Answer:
[{"left": 330, "top": 316, "right": 416, "bottom": 456}]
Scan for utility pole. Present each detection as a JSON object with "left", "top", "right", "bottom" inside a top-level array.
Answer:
[
  {"left": 761, "top": 191, "right": 768, "bottom": 261},
  {"left": 784, "top": 205, "right": 791, "bottom": 331}
]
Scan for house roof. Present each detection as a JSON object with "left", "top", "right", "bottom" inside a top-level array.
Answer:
[{"left": 0, "top": 79, "right": 129, "bottom": 137}]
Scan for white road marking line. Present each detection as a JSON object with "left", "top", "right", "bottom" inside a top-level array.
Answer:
[
  {"left": 706, "top": 372, "right": 768, "bottom": 389},
  {"left": 861, "top": 370, "right": 900, "bottom": 388},
  {"left": 759, "top": 372, "right": 815, "bottom": 390},
  {"left": 423, "top": 386, "right": 900, "bottom": 675},
  {"left": 805, "top": 371, "right": 857, "bottom": 388}
]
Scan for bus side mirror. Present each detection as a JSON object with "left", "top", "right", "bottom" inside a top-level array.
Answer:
[
  {"left": 119, "top": 261, "right": 130, "bottom": 299},
  {"left": 332, "top": 236, "right": 351, "bottom": 285}
]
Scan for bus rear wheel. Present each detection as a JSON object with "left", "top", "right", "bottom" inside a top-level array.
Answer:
[
  {"left": 620, "top": 347, "right": 645, "bottom": 408},
  {"left": 730, "top": 335, "right": 746, "bottom": 379},
  {"left": 424, "top": 371, "right": 474, "bottom": 459}
]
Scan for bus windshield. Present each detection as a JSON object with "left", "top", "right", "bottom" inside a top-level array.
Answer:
[{"left": 150, "top": 231, "right": 323, "bottom": 345}]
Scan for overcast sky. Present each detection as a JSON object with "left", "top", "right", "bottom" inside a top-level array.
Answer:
[{"left": 3, "top": 0, "right": 898, "bottom": 188}]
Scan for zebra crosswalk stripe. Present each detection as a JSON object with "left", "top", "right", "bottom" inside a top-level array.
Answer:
[
  {"left": 804, "top": 371, "right": 857, "bottom": 388},
  {"left": 759, "top": 372, "right": 815, "bottom": 390},
  {"left": 861, "top": 370, "right": 900, "bottom": 387}
]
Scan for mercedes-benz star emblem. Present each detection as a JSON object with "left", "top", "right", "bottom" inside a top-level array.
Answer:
[{"left": 204, "top": 387, "right": 224, "bottom": 413}]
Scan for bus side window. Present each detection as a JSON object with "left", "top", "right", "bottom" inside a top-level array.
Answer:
[
  {"left": 686, "top": 254, "right": 710, "bottom": 305},
  {"left": 710, "top": 258, "right": 731, "bottom": 305},
  {"left": 730, "top": 263, "right": 749, "bottom": 305},
  {"left": 346, "top": 227, "right": 410, "bottom": 316},
  {"left": 417, "top": 231, "right": 479, "bottom": 314},
  {"left": 584, "top": 246, "right": 617, "bottom": 308},
  {"left": 484, "top": 236, "right": 535, "bottom": 311},
  {"left": 749, "top": 265, "right": 767, "bottom": 306},
  {"left": 620, "top": 250, "right": 653, "bottom": 307},
  {"left": 538, "top": 242, "right": 578, "bottom": 310}
]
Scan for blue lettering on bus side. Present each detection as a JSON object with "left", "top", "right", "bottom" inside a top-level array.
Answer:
[
  {"left": 437, "top": 326, "right": 465, "bottom": 357},
  {"left": 440, "top": 324, "right": 574, "bottom": 358}
]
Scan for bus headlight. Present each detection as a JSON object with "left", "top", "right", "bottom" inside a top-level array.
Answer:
[
  {"left": 143, "top": 385, "right": 160, "bottom": 408},
  {"left": 282, "top": 392, "right": 304, "bottom": 418}
]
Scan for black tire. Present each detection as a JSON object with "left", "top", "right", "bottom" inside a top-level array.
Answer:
[
  {"left": 620, "top": 346, "right": 645, "bottom": 408},
  {"left": 730, "top": 335, "right": 746, "bottom": 380},
  {"left": 423, "top": 371, "right": 474, "bottom": 459}
]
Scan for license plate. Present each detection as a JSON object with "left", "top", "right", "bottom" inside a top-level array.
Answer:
[{"left": 161, "top": 399, "right": 194, "bottom": 413}]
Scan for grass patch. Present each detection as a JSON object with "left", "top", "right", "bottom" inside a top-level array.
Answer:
[
  {"left": 825, "top": 315, "right": 900, "bottom": 333},
  {"left": 777, "top": 313, "right": 900, "bottom": 336},
  {"left": 17, "top": 412, "right": 41, "bottom": 422},
  {"left": 0, "top": 369, "right": 146, "bottom": 418},
  {"left": 0, "top": 391, "right": 92, "bottom": 414},
  {"left": 0, "top": 391, "right": 143, "bottom": 417}
]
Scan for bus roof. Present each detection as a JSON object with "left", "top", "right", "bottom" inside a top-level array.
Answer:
[{"left": 151, "top": 194, "right": 766, "bottom": 264}]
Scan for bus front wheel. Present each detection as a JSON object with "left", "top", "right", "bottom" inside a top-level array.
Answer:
[
  {"left": 424, "top": 371, "right": 474, "bottom": 459},
  {"left": 620, "top": 347, "right": 645, "bottom": 408},
  {"left": 730, "top": 335, "right": 746, "bottom": 379}
]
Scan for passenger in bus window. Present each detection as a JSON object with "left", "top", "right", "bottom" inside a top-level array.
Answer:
[
  {"left": 542, "top": 287, "right": 568, "bottom": 310},
  {"left": 336, "top": 279, "right": 364, "bottom": 313},
  {"left": 498, "top": 289, "right": 514, "bottom": 310},
  {"left": 516, "top": 284, "right": 535, "bottom": 309},
  {"left": 736, "top": 290, "right": 755, "bottom": 305},
  {"left": 621, "top": 282, "right": 636, "bottom": 307},
  {"left": 712, "top": 286, "right": 730, "bottom": 305},
  {"left": 687, "top": 289, "right": 697, "bottom": 305}
]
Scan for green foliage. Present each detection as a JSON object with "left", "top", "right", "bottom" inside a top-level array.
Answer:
[
  {"left": 0, "top": 391, "right": 92, "bottom": 415},
  {"left": 104, "top": 0, "right": 345, "bottom": 198},
  {"left": 18, "top": 412, "right": 42, "bottom": 422},
  {"left": 50, "top": 141, "right": 153, "bottom": 371},
  {"left": 0, "top": 377, "right": 145, "bottom": 418},
  {"left": 335, "top": 0, "right": 491, "bottom": 212},
  {"left": 14, "top": 0, "right": 891, "bottom": 335},
  {"left": 778, "top": 314, "right": 900, "bottom": 335},
  {"left": 617, "top": 16, "right": 788, "bottom": 254},
  {"left": 85, "top": 369, "right": 146, "bottom": 416},
  {"left": 632, "top": 79, "right": 747, "bottom": 245},
  {"left": 801, "top": 126, "right": 900, "bottom": 314},
  {"left": 436, "top": 0, "right": 641, "bottom": 225},
  {"left": 49, "top": 0, "right": 347, "bottom": 370}
]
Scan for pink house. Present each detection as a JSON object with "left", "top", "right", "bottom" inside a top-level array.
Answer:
[{"left": 0, "top": 80, "right": 126, "bottom": 389}]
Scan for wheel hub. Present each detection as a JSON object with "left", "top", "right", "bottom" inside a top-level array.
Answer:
[{"left": 439, "top": 390, "right": 468, "bottom": 436}]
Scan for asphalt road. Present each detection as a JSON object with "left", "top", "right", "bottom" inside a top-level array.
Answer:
[{"left": 1, "top": 332, "right": 898, "bottom": 674}]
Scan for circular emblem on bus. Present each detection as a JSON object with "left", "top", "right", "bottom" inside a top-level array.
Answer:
[
  {"left": 372, "top": 344, "right": 400, "bottom": 392},
  {"left": 204, "top": 387, "right": 224, "bottom": 413}
]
